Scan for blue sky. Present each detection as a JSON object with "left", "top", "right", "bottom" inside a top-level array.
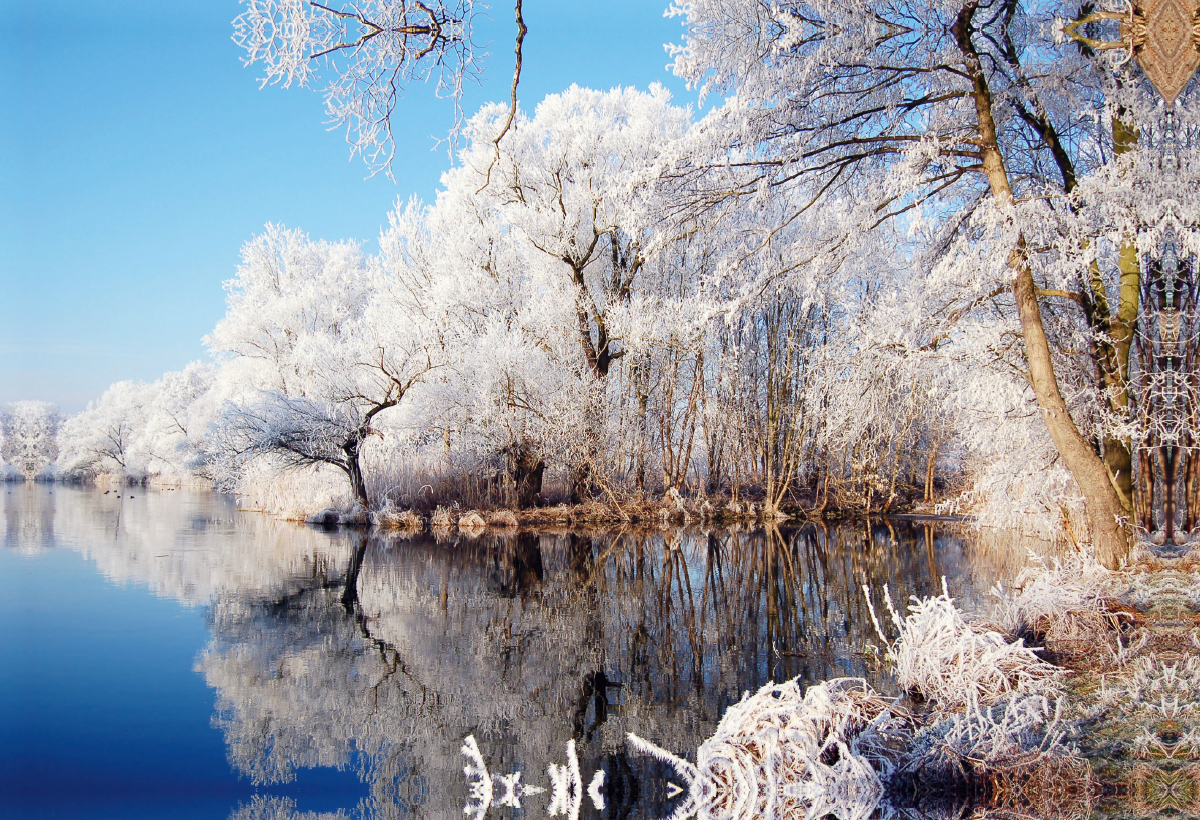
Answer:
[{"left": 0, "top": 1, "right": 697, "bottom": 413}]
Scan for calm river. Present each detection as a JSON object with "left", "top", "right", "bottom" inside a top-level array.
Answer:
[{"left": 1, "top": 484, "right": 1009, "bottom": 819}]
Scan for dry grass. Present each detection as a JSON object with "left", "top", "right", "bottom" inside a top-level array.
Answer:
[
  {"left": 373, "top": 508, "right": 423, "bottom": 531},
  {"left": 487, "top": 510, "right": 519, "bottom": 527}
]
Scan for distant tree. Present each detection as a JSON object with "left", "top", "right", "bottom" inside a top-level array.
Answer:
[
  {"left": 141, "top": 362, "right": 221, "bottom": 479},
  {"left": 57, "top": 382, "right": 156, "bottom": 480},
  {"left": 1, "top": 402, "right": 61, "bottom": 480}
]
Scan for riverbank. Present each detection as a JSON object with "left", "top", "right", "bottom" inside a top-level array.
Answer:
[
  {"left": 620, "top": 539, "right": 1200, "bottom": 819},
  {"left": 1059, "top": 543, "right": 1200, "bottom": 818},
  {"left": 334, "top": 496, "right": 970, "bottom": 532}
]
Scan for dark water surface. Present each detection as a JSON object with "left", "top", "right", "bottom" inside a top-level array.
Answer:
[{"left": 1, "top": 485, "right": 1007, "bottom": 819}]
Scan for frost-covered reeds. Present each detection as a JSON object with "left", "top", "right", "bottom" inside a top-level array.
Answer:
[
  {"left": 630, "top": 677, "right": 906, "bottom": 820},
  {"left": 866, "top": 581, "right": 1061, "bottom": 708},
  {"left": 628, "top": 575, "right": 1090, "bottom": 820},
  {"left": 372, "top": 507, "right": 423, "bottom": 531},
  {"left": 232, "top": 461, "right": 348, "bottom": 520},
  {"left": 991, "top": 555, "right": 1128, "bottom": 665}
]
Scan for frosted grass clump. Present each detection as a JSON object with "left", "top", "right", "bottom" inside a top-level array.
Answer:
[
  {"left": 916, "top": 693, "right": 1070, "bottom": 767},
  {"left": 867, "top": 582, "right": 1061, "bottom": 709},
  {"left": 992, "top": 555, "right": 1114, "bottom": 645},
  {"left": 630, "top": 677, "right": 908, "bottom": 820},
  {"left": 905, "top": 693, "right": 1091, "bottom": 820}
]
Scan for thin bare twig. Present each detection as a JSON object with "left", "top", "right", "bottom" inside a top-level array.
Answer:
[{"left": 478, "top": 0, "right": 526, "bottom": 193}]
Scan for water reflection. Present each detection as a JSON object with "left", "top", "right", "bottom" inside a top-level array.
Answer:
[{"left": 3, "top": 486, "right": 1005, "bottom": 819}]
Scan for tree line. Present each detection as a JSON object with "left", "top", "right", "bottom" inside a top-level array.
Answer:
[{"left": 8, "top": 0, "right": 1199, "bottom": 567}]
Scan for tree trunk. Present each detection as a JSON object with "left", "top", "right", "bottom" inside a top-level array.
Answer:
[
  {"left": 1186, "top": 444, "right": 1199, "bottom": 532},
  {"left": 1013, "top": 264, "right": 1130, "bottom": 564},
  {"left": 1137, "top": 447, "right": 1156, "bottom": 530},
  {"left": 924, "top": 441, "right": 941, "bottom": 503},
  {"left": 510, "top": 441, "right": 545, "bottom": 508},
  {"left": 956, "top": 2, "right": 1129, "bottom": 566},
  {"left": 343, "top": 438, "right": 370, "bottom": 509},
  {"left": 1159, "top": 446, "right": 1179, "bottom": 542},
  {"left": 569, "top": 462, "right": 592, "bottom": 504}
]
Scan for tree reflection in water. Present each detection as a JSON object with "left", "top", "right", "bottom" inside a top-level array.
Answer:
[
  {"left": 198, "top": 521, "right": 996, "bottom": 819},
  {"left": 2, "top": 486, "right": 1000, "bottom": 819}
]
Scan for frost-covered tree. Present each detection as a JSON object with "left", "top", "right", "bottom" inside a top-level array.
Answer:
[
  {"left": 662, "top": 0, "right": 1200, "bottom": 564},
  {"left": 460, "top": 85, "right": 692, "bottom": 381},
  {"left": 0, "top": 401, "right": 61, "bottom": 481},
  {"left": 376, "top": 192, "right": 588, "bottom": 506},
  {"left": 208, "top": 225, "right": 440, "bottom": 508},
  {"left": 362, "top": 86, "right": 713, "bottom": 504}
]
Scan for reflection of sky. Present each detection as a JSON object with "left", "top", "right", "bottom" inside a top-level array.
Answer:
[
  {"left": 0, "top": 485, "right": 1025, "bottom": 819},
  {"left": 0, "top": 486, "right": 366, "bottom": 819}
]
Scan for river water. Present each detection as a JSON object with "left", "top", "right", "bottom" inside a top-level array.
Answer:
[{"left": 1, "top": 484, "right": 1010, "bottom": 819}]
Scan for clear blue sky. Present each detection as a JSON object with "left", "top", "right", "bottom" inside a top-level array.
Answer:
[{"left": 0, "top": 1, "right": 697, "bottom": 413}]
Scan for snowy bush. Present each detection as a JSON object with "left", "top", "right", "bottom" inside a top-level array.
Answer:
[
  {"left": 630, "top": 677, "right": 905, "bottom": 820},
  {"left": 867, "top": 582, "right": 1061, "bottom": 709}
]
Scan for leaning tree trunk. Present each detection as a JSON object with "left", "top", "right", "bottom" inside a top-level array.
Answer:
[
  {"left": 1012, "top": 262, "right": 1130, "bottom": 565},
  {"left": 957, "top": 3, "right": 1129, "bottom": 567}
]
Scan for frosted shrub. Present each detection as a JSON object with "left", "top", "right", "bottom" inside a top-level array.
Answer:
[
  {"left": 993, "top": 556, "right": 1117, "bottom": 650},
  {"left": 458, "top": 511, "right": 487, "bottom": 531},
  {"left": 867, "top": 583, "right": 1060, "bottom": 709},
  {"left": 630, "top": 677, "right": 907, "bottom": 820}
]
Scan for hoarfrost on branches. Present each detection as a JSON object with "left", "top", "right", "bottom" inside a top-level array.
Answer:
[{"left": 233, "top": 0, "right": 480, "bottom": 174}]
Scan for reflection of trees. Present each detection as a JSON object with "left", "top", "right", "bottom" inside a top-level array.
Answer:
[
  {"left": 25, "top": 485, "right": 358, "bottom": 604},
  {"left": 5, "top": 486, "right": 1009, "bottom": 819},
  {"left": 199, "top": 521, "right": 1000, "bottom": 819},
  {"left": 3, "top": 483, "right": 56, "bottom": 555},
  {"left": 229, "top": 794, "right": 347, "bottom": 820}
]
